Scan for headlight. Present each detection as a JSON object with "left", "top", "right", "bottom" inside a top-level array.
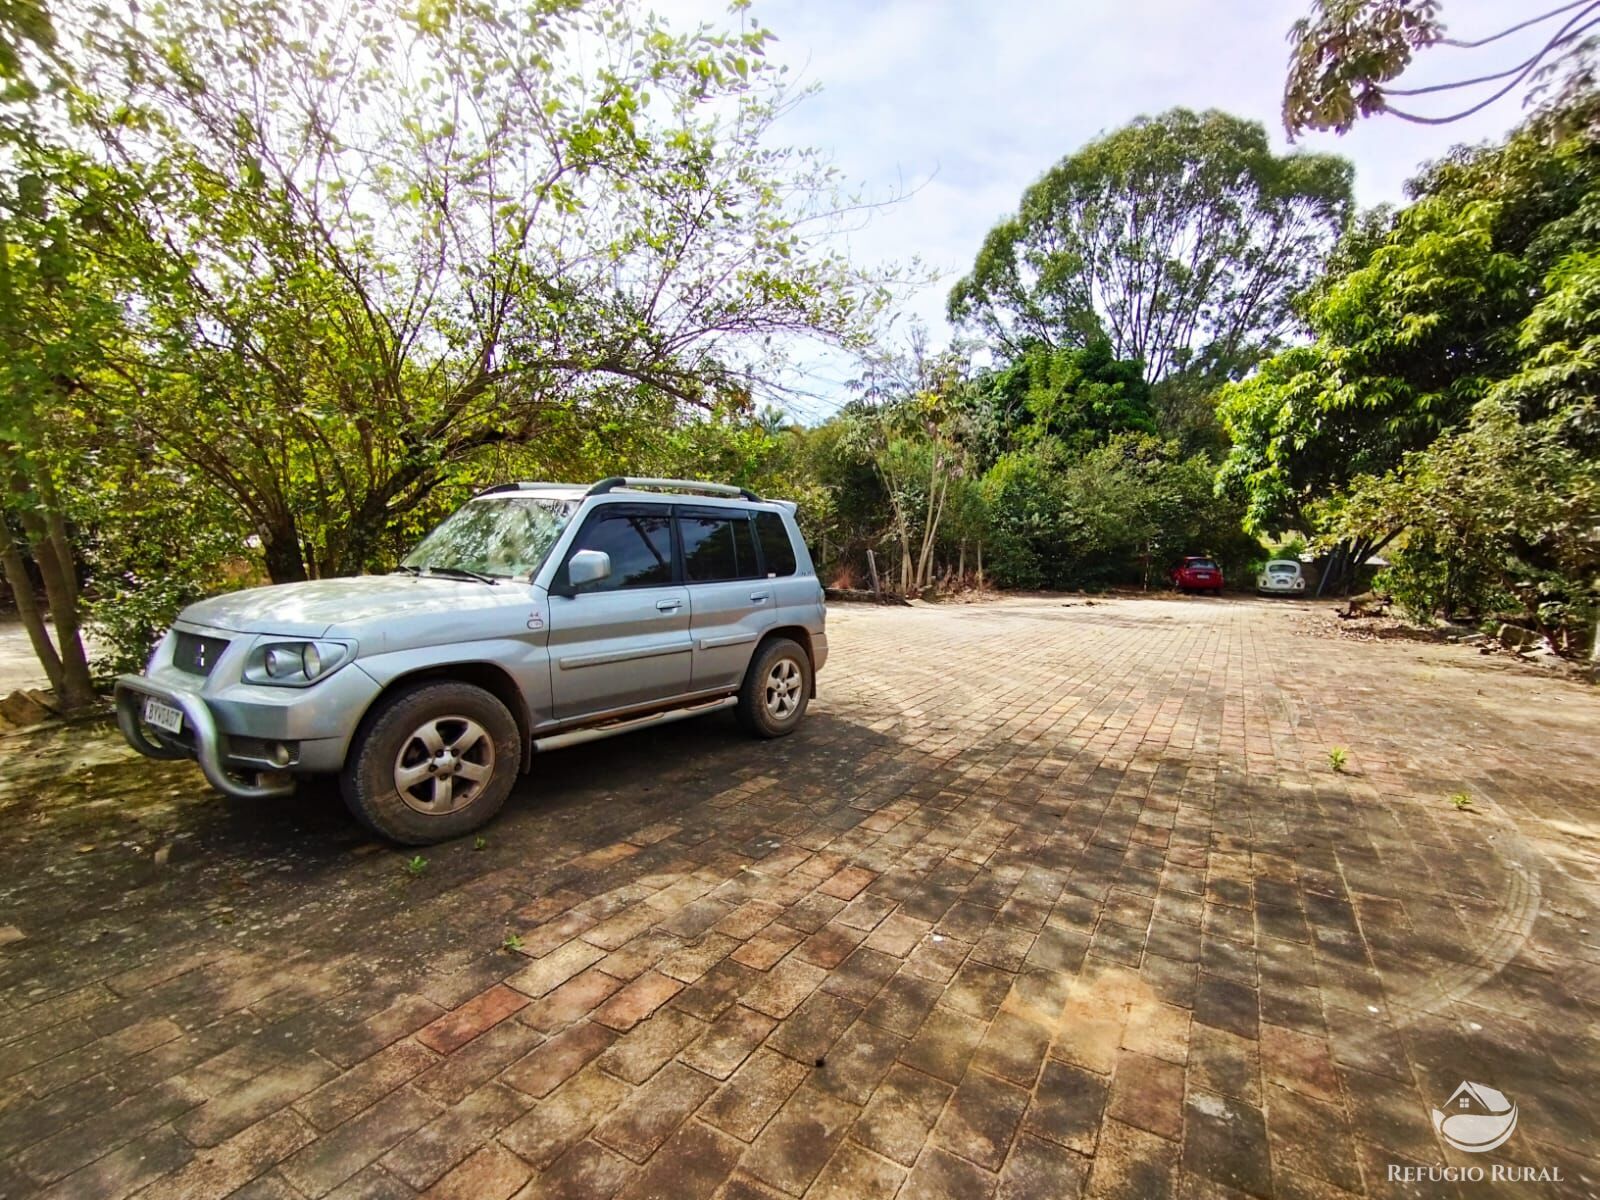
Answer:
[{"left": 244, "top": 640, "right": 353, "bottom": 687}]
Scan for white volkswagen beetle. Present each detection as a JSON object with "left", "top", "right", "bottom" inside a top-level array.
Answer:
[{"left": 1257, "top": 559, "right": 1307, "bottom": 595}]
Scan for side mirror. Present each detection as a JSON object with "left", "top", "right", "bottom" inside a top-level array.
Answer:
[{"left": 566, "top": 549, "right": 612, "bottom": 590}]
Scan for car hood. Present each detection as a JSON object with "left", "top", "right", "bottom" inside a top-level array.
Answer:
[{"left": 179, "top": 575, "right": 521, "bottom": 637}]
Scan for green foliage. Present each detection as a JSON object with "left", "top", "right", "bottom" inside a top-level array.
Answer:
[
  {"left": 502, "top": 932, "right": 523, "bottom": 952},
  {"left": 950, "top": 109, "right": 1352, "bottom": 383},
  {"left": 964, "top": 340, "right": 1157, "bottom": 465},
  {"left": 1328, "top": 746, "right": 1349, "bottom": 773},
  {"left": 1219, "top": 96, "right": 1600, "bottom": 644},
  {"left": 980, "top": 433, "right": 1255, "bottom": 591},
  {"left": 1449, "top": 792, "right": 1474, "bottom": 811},
  {"left": 403, "top": 855, "right": 428, "bottom": 878}
]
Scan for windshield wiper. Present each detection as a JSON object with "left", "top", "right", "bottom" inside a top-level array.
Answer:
[{"left": 393, "top": 564, "right": 500, "bottom": 585}]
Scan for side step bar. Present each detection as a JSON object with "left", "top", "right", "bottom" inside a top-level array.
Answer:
[{"left": 532, "top": 696, "right": 736, "bottom": 753}]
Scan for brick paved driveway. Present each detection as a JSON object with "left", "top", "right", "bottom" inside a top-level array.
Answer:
[{"left": 1, "top": 595, "right": 1597, "bottom": 1200}]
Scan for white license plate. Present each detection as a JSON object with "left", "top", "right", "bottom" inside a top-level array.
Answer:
[{"left": 143, "top": 697, "right": 184, "bottom": 735}]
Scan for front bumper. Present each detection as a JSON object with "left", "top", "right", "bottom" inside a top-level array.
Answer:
[
  {"left": 115, "top": 675, "right": 295, "bottom": 800},
  {"left": 114, "top": 622, "right": 382, "bottom": 800}
]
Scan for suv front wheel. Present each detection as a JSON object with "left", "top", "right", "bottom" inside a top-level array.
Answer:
[
  {"left": 737, "top": 637, "right": 812, "bottom": 738},
  {"left": 341, "top": 680, "right": 520, "bottom": 844}
]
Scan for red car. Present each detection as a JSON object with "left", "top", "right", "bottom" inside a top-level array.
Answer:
[{"left": 1170, "top": 556, "right": 1224, "bottom": 593}]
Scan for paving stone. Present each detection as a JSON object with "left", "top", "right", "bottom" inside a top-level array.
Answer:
[
  {"left": 612, "top": 1119, "right": 742, "bottom": 1200},
  {"left": 764, "top": 990, "right": 861, "bottom": 1064},
  {"left": 593, "top": 1060, "right": 718, "bottom": 1163},
  {"left": 730, "top": 924, "right": 805, "bottom": 971},
  {"left": 500, "top": 1021, "right": 614, "bottom": 1099},
  {"left": 412, "top": 1017, "right": 545, "bottom": 1106},
  {"left": 1085, "top": 1118, "right": 1178, "bottom": 1199},
  {"left": 1182, "top": 1090, "right": 1271, "bottom": 1197},
  {"left": 680, "top": 1004, "right": 776, "bottom": 1080},
  {"left": 1107, "top": 1049, "right": 1184, "bottom": 1141},
  {"left": 996, "top": 1132, "right": 1089, "bottom": 1200},
  {"left": 698, "top": 1048, "right": 809, "bottom": 1143},
  {"left": 520, "top": 967, "right": 625, "bottom": 1034},
  {"left": 1024, "top": 1059, "right": 1108, "bottom": 1156},
  {"left": 807, "top": 1140, "right": 905, "bottom": 1199},
  {"left": 415, "top": 984, "right": 529, "bottom": 1056},
  {"left": 506, "top": 941, "right": 607, "bottom": 1000},
  {"left": 898, "top": 1005, "right": 983, "bottom": 1084},
  {"left": 177, "top": 1056, "right": 340, "bottom": 1147},
  {"left": 34, "top": 1126, "right": 194, "bottom": 1200},
  {"left": 739, "top": 1082, "right": 859, "bottom": 1195},
  {"left": 377, "top": 1081, "right": 527, "bottom": 1189},
  {"left": 278, "top": 1086, "right": 440, "bottom": 1197},
  {"left": 741, "top": 957, "right": 828, "bottom": 1020},
  {"left": 592, "top": 972, "right": 683, "bottom": 1032},
  {"left": 851, "top": 1064, "right": 952, "bottom": 1167},
  {"left": 806, "top": 1017, "right": 905, "bottom": 1106},
  {"left": 901, "top": 1144, "right": 998, "bottom": 1200},
  {"left": 498, "top": 1063, "right": 628, "bottom": 1169},
  {"left": 531, "top": 1138, "right": 637, "bottom": 1200},
  {"left": 930, "top": 1067, "right": 1029, "bottom": 1170},
  {"left": 294, "top": 1040, "right": 439, "bottom": 1130},
  {"left": 1188, "top": 1023, "right": 1262, "bottom": 1107}
]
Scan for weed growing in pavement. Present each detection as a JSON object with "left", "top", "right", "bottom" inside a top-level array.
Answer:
[
  {"left": 1450, "top": 792, "right": 1474, "bottom": 811},
  {"left": 1328, "top": 747, "right": 1349, "bottom": 773},
  {"left": 403, "top": 854, "right": 428, "bottom": 877}
]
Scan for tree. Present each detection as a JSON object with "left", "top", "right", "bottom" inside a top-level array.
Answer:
[
  {"left": 56, "top": 0, "right": 885, "bottom": 583},
  {"left": 1220, "top": 92, "right": 1600, "bottom": 605},
  {"left": 962, "top": 339, "right": 1156, "bottom": 465},
  {"left": 948, "top": 109, "right": 1352, "bottom": 384},
  {"left": 1328, "top": 400, "right": 1598, "bottom": 641},
  {"left": 1284, "top": 0, "right": 1600, "bottom": 136},
  {"left": 847, "top": 334, "right": 972, "bottom": 594},
  {"left": 0, "top": 1, "right": 111, "bottom": 707}
]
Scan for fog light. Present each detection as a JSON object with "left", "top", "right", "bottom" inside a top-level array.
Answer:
[{"left": 269, "top": 742, "right": 292, "bottom": 768}]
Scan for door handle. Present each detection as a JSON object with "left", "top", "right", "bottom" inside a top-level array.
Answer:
[
  {"left": 656, "top": 598, "right": 682, "bottom": 611},
  {"left": 749, "top": 592, "right": 770, "bottom": 604}
]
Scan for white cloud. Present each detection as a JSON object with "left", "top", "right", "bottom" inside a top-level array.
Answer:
[{"left": 652, "top": 0, "right": 1540, "bottom": 416}]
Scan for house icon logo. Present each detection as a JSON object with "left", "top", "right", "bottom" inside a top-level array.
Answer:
[{"left": 1432, "top": 1082, "right": 1518, "bottom": 1153}]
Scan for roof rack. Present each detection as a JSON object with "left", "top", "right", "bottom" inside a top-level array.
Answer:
[
  {"left": 586, "top": 477, "right": 762, "bottom": 502},
  {"left": 473, "top": 481, "right": 581, "bottom": 497}
]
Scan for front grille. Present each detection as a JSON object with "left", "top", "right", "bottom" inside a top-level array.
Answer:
[{"left": 173, "top": 632, "right": 230, "bottom": 677}]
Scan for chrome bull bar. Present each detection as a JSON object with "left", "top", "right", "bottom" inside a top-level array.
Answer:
[{"left": 114, "top": 674, "right": 295, "bottom": 800}]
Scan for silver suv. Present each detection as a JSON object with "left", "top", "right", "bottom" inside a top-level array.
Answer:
[{"left": 114, "top": 478, "right": 827, "bottom": 844}]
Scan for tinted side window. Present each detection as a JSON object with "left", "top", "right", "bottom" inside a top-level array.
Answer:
[
  {"left": 754, "top": 512, "right": 797, "bottom": 577},
  {"left": 680, "top": 511, "right": 760, "bottom": 582},
  {"left": 565, "top": 510, "right": 673, "bottom": 590}
]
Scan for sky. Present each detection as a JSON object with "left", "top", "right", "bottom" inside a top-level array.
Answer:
[{"left": 652, "top": 0, "right": 1539, "bottom": 418}]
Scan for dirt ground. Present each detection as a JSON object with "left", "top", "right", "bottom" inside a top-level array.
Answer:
[{"left": 0, "top": 594, "right": 1595, "bottom": 1199}]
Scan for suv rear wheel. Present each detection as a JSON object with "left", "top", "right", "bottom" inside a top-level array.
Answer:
[
  {"left": 737, "top": 637, "right": 812, "bottom": 738},
  {"left": 341, "top": 681, "right": 519, "bottom": 844}
]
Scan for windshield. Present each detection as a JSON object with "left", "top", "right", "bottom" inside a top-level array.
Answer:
[
  {"left": 1268, "top": 562, "right": 1298, "bottom": 574},
  {"left": 402, "top": 497, "right": 576, "bottom": 579}
]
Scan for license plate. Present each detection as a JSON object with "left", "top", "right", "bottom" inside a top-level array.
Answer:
[{"left": 143, "top": 697, "right": 184, "bottom": 735}]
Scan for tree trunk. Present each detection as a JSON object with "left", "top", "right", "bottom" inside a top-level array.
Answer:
[
  {"left": 261, "top": 520, "right": 310, "bottom": 584},
  {"left": 977, "top": 541, "right": 984, "bottom": 590},
  {"left": 10, "top": 496, "right": 96, "bottom": 707},
  {"left": 0, "top": 517, "right": 65, "bottom": 691}
]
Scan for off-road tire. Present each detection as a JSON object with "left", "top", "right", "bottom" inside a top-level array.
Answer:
[
  {"left": 341, "top": 681, "right": 519, "bottom": 845},
  {"left": 737, "top": 637, "right": 812, "bottom": 738}
]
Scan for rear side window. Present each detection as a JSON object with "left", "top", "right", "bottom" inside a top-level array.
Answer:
[
  {"left": 680, "top": 510, "right": 762, "bottom": 582},
  {"left": 754, "top": 511, "right": 797, "bottom": 577},
  {"left": 562, "top": 508, "right": 673, "bottom": 590}
]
